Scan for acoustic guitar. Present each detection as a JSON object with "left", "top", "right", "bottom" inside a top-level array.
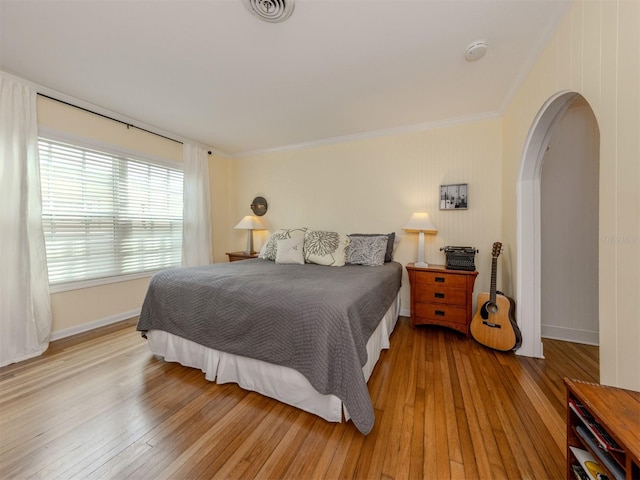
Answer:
[{"left": 470, "top": 242, "right": 522, "bottom": 351}]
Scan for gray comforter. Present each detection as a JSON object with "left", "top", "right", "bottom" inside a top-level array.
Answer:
[{"left": 137, "top": 259, "right": 402, "bottom": 434}]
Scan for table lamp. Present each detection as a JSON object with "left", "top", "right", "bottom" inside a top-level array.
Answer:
[
  {"left": 234, "top": 215, "right": 266, "bottom": 254},
  {"left": 403, "top": 212, "right": 438, "bottom": 267}
]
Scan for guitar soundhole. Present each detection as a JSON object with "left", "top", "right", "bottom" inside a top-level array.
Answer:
[{"left": 487, "top": 302, "right": 499, "bottom": 314}]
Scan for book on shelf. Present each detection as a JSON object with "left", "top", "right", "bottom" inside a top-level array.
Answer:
[
  {"left": 571, "top": 463, "right": 591, "bottom": 480},
  {"left": 569, "top": 447, "right": 609, "bottom": 480},
  {"left": 568, "top": 398, "right": 623, "bottom": 453},
  {"left": 575, "top": 426, "right": 625, "bottom": 480}
]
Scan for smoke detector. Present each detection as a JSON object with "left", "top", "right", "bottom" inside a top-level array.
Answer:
[
  {"left": 465, "top": 41, "right": 488, "bottom": 62},
  {"left": 243, "top": 0, "right": 295, "bottom": 23}
]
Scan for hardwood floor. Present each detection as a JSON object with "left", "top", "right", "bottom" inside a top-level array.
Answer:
[{"left": 0, "top": 317, "right": 598, "bottom": 479}]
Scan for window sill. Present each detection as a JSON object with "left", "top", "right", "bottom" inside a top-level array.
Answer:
[{"left": 49, "top": 269, "right": 168, "bottom": 294}]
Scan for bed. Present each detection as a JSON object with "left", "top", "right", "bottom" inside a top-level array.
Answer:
[{"left": 137, "top": 258, "right": 402, "bottom": 434}]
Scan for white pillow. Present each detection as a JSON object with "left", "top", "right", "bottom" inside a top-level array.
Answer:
[
  {"left": 346, "top": 235, "right": 388, "bottom": 266},
  {"left": 275, "top": 236, "right": 305, "bottom": 265},
  {"left": 260, "top": 228, "right": 307, "bottom": 261},
  {"left": 303, "top": 230, "right": 350, "bottom": 267}
]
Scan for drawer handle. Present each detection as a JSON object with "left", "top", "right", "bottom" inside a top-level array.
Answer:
[
  {"left": 434, "top": 292, "right": 445, "bottom": 299},
  {"left": 435, "top": 310, "right": 445, "bottom": 316},
  {"left": 435, "top": 277, "right": 446, "bottom": 283}
]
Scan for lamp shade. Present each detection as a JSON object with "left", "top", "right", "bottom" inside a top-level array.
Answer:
[
  {"left": 403, "top": 212, "right": 437, "bottom": 233},
  {"left": 234, "top": 215, "right": 265, "bottom": 230}
]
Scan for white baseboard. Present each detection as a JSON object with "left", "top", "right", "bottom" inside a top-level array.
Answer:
[
  {"left": 50, "top": 308, "right": 141, "bottom": 341},
  {"left": 541, "top": 324, "right": 599, "bottom": 346},
  {"left": 400, "top": 308, "right": 410, "bottom": 317}
]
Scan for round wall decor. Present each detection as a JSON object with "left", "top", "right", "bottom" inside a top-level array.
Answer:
[{"left": 250, "top": 196, "right": 268, "bottom": 216}]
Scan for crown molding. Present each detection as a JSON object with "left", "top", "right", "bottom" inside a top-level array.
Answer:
[
  {"left": 3, "top": 69, "right": 509, "bottom": 161},
  {"left": 232, "top": 111, "right": 501, "bottom": 158}
]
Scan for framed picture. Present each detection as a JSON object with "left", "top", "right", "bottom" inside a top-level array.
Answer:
[{"left": 440, "top": 184, "right": 468, "bottom": 210}]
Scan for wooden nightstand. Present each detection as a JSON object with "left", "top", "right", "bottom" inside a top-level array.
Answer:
[
  {"left": 226, "top": 251, "right": 259, "bottom": 262},
  {"left": 406, "top": 263, "right": 478, "bottom": 337}
]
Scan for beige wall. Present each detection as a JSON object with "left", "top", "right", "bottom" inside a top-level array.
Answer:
[
  {"left": 37, "top": 96, "right": 184, "bottom": 335},
  {"left": 230, "top": 119, "right": 504, "bottom": 314},
  {"left": 501, "top": 0, "right": 639, "bottom": 390},
  {"left": 37, "top": 97, "right": 184, "bottom": 161}
]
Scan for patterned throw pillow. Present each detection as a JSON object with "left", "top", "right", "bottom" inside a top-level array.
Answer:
[
  {"left": 346, "top": 235, "right": 388, "bottom": 266},
  {"left": 303, "top": 230, "right": 350, "bottom": 267},
  {"left": 349, "top": 232, "right": 396, "bottom": 262},
  {"left": 275, "top": 236, "right": 305, "bottom": 265},
  {"left": 260, "top": 228, "right": 307, "bottom": 261}
]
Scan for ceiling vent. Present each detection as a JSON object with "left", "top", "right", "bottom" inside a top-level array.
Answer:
[{"left": 243, "top": 0, "right": 295, "bottom": 23}]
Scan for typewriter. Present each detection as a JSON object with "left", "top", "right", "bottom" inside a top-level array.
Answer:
[{"left": 440, "top": 246, "right": 478, "bottom": 271}]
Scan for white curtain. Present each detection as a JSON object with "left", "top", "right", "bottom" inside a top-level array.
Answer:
[
  {"left": 182, "top": 143, "right": 212, "bottom": 267},
  {"left": 0, "top": 76, "right": 52, "bottom": 367}
]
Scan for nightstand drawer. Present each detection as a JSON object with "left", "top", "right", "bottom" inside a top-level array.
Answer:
[
  {"left": 415, "top": 271, "right": 467, "bottom": 289},
  {"left": 415, "top": 286, "right": 467, "bottom": 306},
  {"left": 415, "top": 303, "right": 467, "bottom": 325}
]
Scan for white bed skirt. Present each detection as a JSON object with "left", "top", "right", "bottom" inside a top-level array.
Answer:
[{"left": 146, "top": 292, "right": 400, "bottom": 423}]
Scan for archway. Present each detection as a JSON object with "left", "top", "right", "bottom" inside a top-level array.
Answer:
[{"left": 516, "top": 91, "right": 583, "bottom": 358}]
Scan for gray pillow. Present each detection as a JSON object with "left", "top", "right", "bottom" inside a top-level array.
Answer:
[
  {"left": 349, "top": 232, "right": 395, "bottom": 262},
  {"left": 346, "top": 235, "right": 388, "bottom": 266}
]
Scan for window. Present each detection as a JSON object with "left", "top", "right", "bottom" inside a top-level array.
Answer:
[{"left": 38, "top": 137, "right": 183, "bottom": 287}]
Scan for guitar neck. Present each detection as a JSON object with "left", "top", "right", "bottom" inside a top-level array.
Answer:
[{"left": 490, "top": 257, "right": 498, "bottom": 304}]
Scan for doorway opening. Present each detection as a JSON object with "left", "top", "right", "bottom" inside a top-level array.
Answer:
[{"left": 516, "top": 91, "right": 600, "bottom": 358}]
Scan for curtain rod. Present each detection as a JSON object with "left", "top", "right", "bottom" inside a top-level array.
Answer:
[{"left": 37, "top": 93, "right": 213, "bottom": 155}]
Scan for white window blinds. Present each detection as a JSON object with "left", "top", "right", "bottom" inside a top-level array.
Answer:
[{"left": 38, "top": 138, "right": 183, "bottom": 285}]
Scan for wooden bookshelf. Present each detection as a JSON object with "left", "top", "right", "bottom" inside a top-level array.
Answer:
[{"left": 565, "top": 378, "right": 640, "bottom": 480}]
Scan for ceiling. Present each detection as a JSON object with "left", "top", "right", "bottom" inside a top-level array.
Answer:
[{"left": 0, "top": 0, "right": 570, "bottom": 157}]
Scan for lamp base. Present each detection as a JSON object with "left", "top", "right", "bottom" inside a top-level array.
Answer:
[
  {"left": 415, "top": 231, "right": 429, "bottom": 268},
  {"left": 245, "top": 229, "right": 254, "bottom": 255}
]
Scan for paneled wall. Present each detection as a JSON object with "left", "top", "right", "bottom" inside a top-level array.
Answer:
[
  {"left": 229, "top": 118, "right": 503, "bottom": 314},
  {"left": 501, "top": 0, "right": 639, "bottom": 390}
]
